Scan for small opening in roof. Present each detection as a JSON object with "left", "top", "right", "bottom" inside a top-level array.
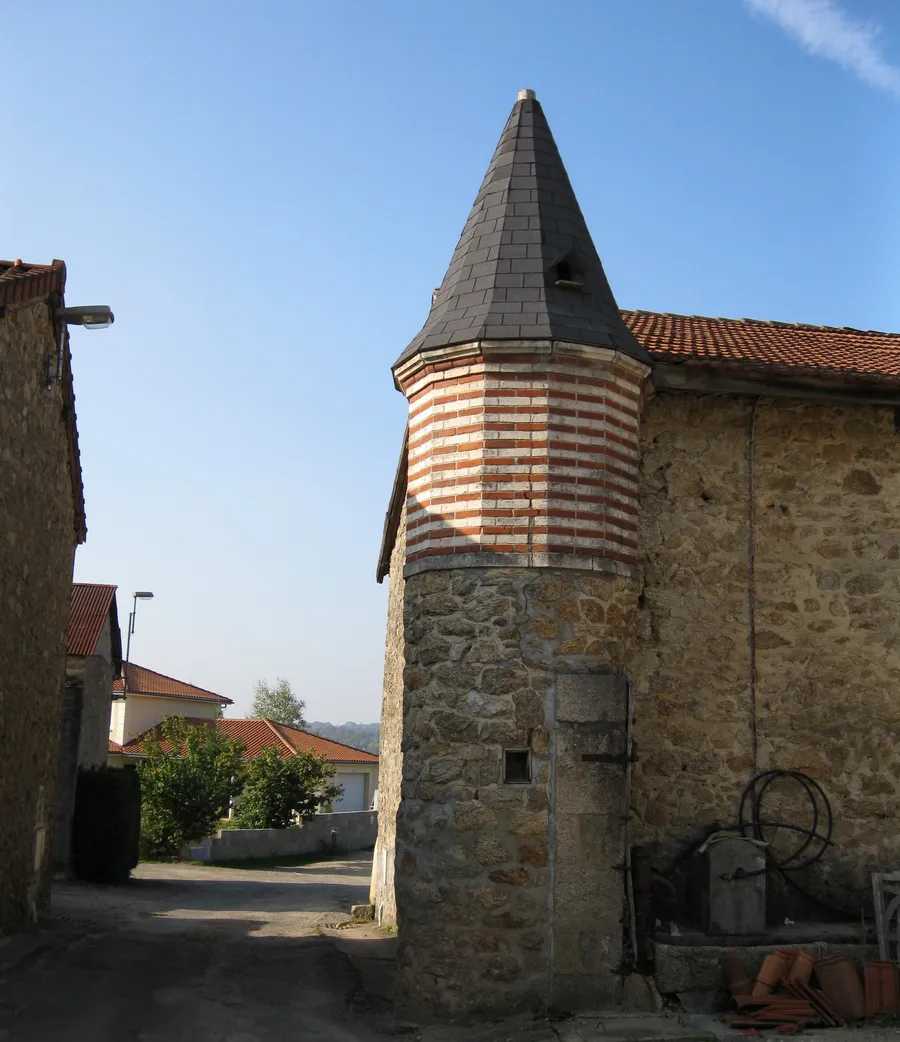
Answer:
[{"left": 554, "top": 257, "right": 584, "bottom": 291}]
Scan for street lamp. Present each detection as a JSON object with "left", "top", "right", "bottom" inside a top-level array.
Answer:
[
  {"left": 52, "top": 304, "right": 115, "bottom": 384},
  {"left": 120, "top": 591, "right": 154, "bottom": 701}
]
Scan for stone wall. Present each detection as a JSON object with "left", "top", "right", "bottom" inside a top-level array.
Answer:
[
  {"left": 381, "top": 384, "right": 900, "bottom": 1015},
  {"left": 630, "top": 391, "right": 900, "bottom": 911},
  {"left": 393, "top": 565, "right": 639, "bottom": 1019},
  {"left": 54, "top": 637, "right": 116, "bottom": 874},
  {"left": 77, "top": 620, "right": 114, "bottom": 768},
  {"left": 0, "top": 301, "right": 77, "bottom": 932},
  {"left": 370, "top": 503, "right": 406, "bottom": 925},
  {"left": 52, "top": 680, "right": 83, "bottom": 873},
  {"left": 186, "top": 811, "right": 378, "bottom": 862},
  {"left": 629, "top": 394, "right": 754, "bottom": 849}
]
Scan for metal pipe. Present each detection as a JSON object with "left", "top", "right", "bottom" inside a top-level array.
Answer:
[
  {"left": 56, "top": 322, "right": 66, "bottom": 382},
  {"left": 747, "top": 399, "right": 760, "bottom": 769},
  {"left": 121, "top": 594, "right": 139, "bottom": 700}
]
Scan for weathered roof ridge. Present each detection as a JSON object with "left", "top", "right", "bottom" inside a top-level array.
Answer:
[
  {"left": 625, "top": 309, "right": 900, "bottom": 380},
  {"left": 260, "top": 718, "right": 298, "bottom": 755},
  {"left": 623, "top": 309, "right": 900, "bottom": 339},
  {"left": 396, "top": 91, "right": 648, "bottom": 368}
]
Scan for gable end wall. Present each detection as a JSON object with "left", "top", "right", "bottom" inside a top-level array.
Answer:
[{"left": 0, "top": 301, "right": 77, "bottom": 930}]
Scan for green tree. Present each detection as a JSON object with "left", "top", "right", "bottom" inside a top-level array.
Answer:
[
  {"left": 138, "top": 716, "right": 245, "bottom": 858},
  {"left": 250, "top": 677, "right": 307, "bottom": 729},
  {"left": 234, "top": 745, "right": 343, "bottom": 829}
]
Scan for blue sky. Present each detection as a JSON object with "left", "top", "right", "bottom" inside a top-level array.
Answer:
[{"left": 4, "top": 0, "right": 900, "bottom": 721}]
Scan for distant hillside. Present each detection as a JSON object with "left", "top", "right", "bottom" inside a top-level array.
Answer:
[{"left": 309, "top": 721, "right": 380, "bottom": 755}]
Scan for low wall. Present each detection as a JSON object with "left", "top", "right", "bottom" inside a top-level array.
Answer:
[{"left": 185, "top": 811, "right": 377, "bottom": 862}]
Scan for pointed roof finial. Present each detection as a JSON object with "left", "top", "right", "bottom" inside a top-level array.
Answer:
[{"left": 396, "top": 93, "right": 649, "bottom": 367}]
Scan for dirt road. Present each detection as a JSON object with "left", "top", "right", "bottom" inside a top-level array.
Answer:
[{"left": 0, "top": 855, "right": 389, "bottom": 1041}]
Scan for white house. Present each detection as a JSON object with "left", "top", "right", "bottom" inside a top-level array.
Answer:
[
  {"left": 108, "top": 666, "right": 378, "bottom": 812},
  {"left": 108, "top": 662, "right": 231, "bottom": 749}
]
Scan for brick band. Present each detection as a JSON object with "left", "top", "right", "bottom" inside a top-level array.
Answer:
[{"left": 396, "top": 343, "right": 649, "bottom": 573}]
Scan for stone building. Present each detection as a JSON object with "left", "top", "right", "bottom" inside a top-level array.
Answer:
[
  {"left": 0, "top": 259, "right": 87, "bottom": 933},
  {"left": 372, "top": 90, "right": 900, "bottom": 1018},
  {"left": 53, "top": 583, "right": 123, "bottom": 875}
]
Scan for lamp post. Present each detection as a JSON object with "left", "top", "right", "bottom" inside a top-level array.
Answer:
[
  {"left": 52, "top": 304, "right": 115, "bottom": 385},
  {"left": 121, "top": 591, "right": 154, "bottom": 700}
]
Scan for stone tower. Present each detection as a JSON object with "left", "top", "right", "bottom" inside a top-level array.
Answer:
[{"left": 374, "top": 90, "right": 651, "bottom": 1018}]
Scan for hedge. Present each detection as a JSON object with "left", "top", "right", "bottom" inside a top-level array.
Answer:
[{"left": 72, "top": 766, "right": 141, "bottom": 884}]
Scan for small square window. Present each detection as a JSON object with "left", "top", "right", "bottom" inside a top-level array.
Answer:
[{"left": 503, "top": 749, "right": 531, "bottom": 785}]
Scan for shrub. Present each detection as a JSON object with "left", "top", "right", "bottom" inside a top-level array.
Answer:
[
  {"left": 234, "top": 745, "right": 342, "bottom": 829},
  {"left": 138, "top": 716, "right": 245, "bottom": 858}
]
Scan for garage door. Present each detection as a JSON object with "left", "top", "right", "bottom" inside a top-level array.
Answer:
[{"left": 333, "top": 773, "right": 366, "bottom": 812}]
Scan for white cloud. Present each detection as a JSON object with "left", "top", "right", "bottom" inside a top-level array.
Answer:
[{"left": 745, "top": 0, "right": 900, "bottom": 96}]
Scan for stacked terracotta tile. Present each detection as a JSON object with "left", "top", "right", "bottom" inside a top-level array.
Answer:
[
  {"left": 864, "top": 961, "right": 900, "bottom": 1017},
  {"left": 722, "top": 949, "right": 879, "bottom": 1034}
]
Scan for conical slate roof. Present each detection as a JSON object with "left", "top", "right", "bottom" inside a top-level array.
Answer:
[{"left": 396, "top": 90, "right": 648, "bottom": 367}]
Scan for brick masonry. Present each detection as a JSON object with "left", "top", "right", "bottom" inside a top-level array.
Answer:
[
  {"left": 0, "top": 300, "right": 78, "bottom": 932},
  {"left": 395, "top": 342, "right": 649, "bottom": 574}
]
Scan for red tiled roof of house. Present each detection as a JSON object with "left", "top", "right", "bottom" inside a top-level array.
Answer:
[
  {"left": 267, "top": 720, "right": 379, "bottom": 763},
  {"left": 109, "top": 740, "right": 123, "bottom": 753},
  {"left": 623, "top": 310, "right": 900, "bottom": 380},
  {"left": 113, "top": 663, "right": 232, "bottom": 705},
  {"left": 119, "top": 717, "right": 378, "bottom": 764},
  {"left": 68, "top": 583, "right": 118, "bottom": 657}
]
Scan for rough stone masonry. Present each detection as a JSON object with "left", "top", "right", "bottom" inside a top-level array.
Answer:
[
  {"left": 372, "top": 91, "right": 900, "bottom": 1019},
  {"left": 0, "top": 263, "right": 85, "bottom": 934}
]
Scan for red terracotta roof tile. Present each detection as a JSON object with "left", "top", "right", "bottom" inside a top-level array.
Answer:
[
  {"left": 268, "top": 720, "right": 379, "bottom": 763},
  {"left": 0, "top": 258, "right": 66, "bottom": 308},
  {"left": 114, "top": 663, "right": 232, "bottom": 704},
  {"left": 68, "top": 583, "right": 118, "bottom": 657},
  {"left": 109, "top": 740, "right": 123, "bottom": 753},
  {"left": 623, "top": 310, "right": 900, "bottom": 380},
  {"left": 120, "top": 717, "right": 378, "bottom": 764}
]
